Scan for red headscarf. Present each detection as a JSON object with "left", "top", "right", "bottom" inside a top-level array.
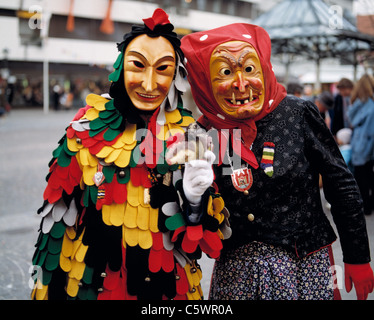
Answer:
[{"left": 181, "top": 23, "right": 287, "bottom": 168}]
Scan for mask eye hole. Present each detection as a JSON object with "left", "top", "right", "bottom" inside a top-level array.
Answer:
[
  {"left": 157, "top": 65, "right": 169, "bottom": 71},
  {"left": 245, "top": 66, "right": 253, "bottom": 73},
  {"left": 133, "top": 61, "right": 145, "bottom": 68},
  {"left": 220, "top": 68, "right": 231, "bottom": 76}
]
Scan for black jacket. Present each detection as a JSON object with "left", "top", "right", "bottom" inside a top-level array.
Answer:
[{"left": 214, "top": 95, "right": 370, "bottom": 264}]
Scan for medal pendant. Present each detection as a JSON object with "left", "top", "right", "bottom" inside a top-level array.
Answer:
[
  {"left": 93, "top": 164, "right": 105, "bottom": 187},
  {"left": 231, "top": 167, "right": 253, "bottom": 193}
]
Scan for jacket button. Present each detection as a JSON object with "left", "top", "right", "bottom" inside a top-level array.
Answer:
[{"left": 247, "top": 213, "right": 255, "bottom": 222}]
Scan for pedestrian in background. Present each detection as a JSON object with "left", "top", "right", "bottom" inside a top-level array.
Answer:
[
  {"left": 348, "top": 74, "right": 374, "bottom": 216},
  {"left": 315, "top": 91, "right": 334, "bottom": 128},
  {"left": 331, "top": 78, "right": 354, "bottom": 136},
  {"left": 286, "top": 82, "right": 304, "bottom": 98}
]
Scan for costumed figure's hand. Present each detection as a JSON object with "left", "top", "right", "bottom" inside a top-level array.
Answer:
[
  {"left": 344, "top": 263, "right": 374, "bottom": 300},
  {"left": 183, "top": 150, "right": 215, "bottom": 206}
]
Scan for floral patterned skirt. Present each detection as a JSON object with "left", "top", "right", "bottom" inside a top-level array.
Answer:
[{"left": 209, "top": 241, "right": 334, "bottom": 300}]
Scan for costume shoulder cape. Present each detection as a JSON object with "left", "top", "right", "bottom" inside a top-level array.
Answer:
[{"left": 31, "top": 94, "right": 230, "bottom": 300}]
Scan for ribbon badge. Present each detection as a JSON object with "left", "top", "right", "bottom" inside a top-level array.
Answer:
[
  {"left": 231, "top": 167, "right": 253, "bottom": 193},
  {"left": 260, "top": 142, "right": 275, "bottom": 177}
]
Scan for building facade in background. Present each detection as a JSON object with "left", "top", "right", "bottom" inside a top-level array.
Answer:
[
  {"left": 0, "top": 0, "right": 263, "bottom": 108},
  {"left": 0, "top": 0, "right": 371, "bottom": 109}
]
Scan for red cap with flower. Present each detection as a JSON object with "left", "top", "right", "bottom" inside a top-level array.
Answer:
[{"left": 142, "top": 8, "right": 171, "bottom": 31}]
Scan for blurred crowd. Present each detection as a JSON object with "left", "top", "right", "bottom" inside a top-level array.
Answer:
[
  {"left": 0, "top": 76, "right": 110, "bottom": 115},
  {"left": 287, "top": 75, "right": 374, "bottom": 216}
]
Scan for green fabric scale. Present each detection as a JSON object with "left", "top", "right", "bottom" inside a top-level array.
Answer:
[
  {"left": 32, "top": 221, "right": 67, "bottom": 286},
  {"left": 52, "top": 135, "right": 77, "bottom": 168}
]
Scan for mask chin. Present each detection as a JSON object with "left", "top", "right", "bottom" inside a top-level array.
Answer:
[{"left": 236, "top": 105, "right": 263, "bottom": 118}]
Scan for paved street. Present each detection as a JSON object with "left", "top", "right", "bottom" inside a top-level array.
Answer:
[{"left": 0, "top": 108, "right": 373, "bottom": 300}]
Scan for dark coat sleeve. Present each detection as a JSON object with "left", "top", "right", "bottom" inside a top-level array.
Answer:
[{"left": 303, "top": 101, "right": 370, "bottom": 264}]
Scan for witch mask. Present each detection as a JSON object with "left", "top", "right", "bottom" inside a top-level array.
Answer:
[
  {"left": 181, "top": 23, "right": 287, "bottom": 167},
  {"left": 210, "top": 41, "right": 265, "bottom": 119}
]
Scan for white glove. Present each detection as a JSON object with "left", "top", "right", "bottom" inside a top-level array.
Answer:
[{"left": 183, "top": 150, "right": 216, "bottom": 206}]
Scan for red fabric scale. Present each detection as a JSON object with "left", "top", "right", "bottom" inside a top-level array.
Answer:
[
  {"left": 98, "top": 267, "right": 136, "bottom": 300},
  {"left": 139, "top": 130, "right": 164, "bottom": 169},
  {"left": 43, "top": 156, "right": 82, "bottom": 204},
  {"left": 171, "top": 226, "right": 186, "bottom": 242},
  {"left": 174, "top": 263, "right": 188, "bottom": 299},
  {"left": 181, "top": 226, "right": 222, "bottom": 259},
  {"left": 110, "top": 175, "right": 127, "bottom": 204},
  {"left": 72, "top": 105, "right": 91, "bottom": 121},
  {"left": 199, "top": 230, "right": 222, "bottom": 259},
  {"left": 96, "top": 175, "right": 127, "bottom": 210},
  {"left": 181, "top": 225, "right": 203, "bottom": 253},
  {"left": 130, "top": 167, "right": 152, "bottom": 188},
  {"left": 149, "top": 232, "right": 174, "bottom": 273},
  {"left": 85, "top": 130, "right": 121, "bottom": 156},
  {"left": 98, "top": 244, "right": 136, "bottom": 300},
  {"left": 67, "top": 125, "right": 122, "bottom": 156},
  {"left": 138, "top": 108, "right": 164, "bottom": 169}
]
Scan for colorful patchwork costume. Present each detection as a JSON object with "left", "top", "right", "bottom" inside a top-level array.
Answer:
[{"left": 31, "top": 9, "right": 229, "bottom": 300}]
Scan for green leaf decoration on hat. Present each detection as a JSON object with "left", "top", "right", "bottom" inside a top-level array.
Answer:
[{"left": 108, "top": 51, "right": 124, "bottom": 83}]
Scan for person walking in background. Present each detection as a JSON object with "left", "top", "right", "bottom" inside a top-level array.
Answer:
[
  {"left": 348, "top": 74, "right": 374, "bottom": 216},
  {"left": 286, "top": 82, "right": 304, "bottom": 98},
  {"left": 331, "top": 78, "right": 354, "bottom": 136},
  {"left": 301, "top": 84, "right": 316, "bottom": 102},
  {"left": 315, "top": 91, "right": 334, "bottom": 128}
]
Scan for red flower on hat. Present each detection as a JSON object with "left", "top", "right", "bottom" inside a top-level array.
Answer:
[{"left": 142, "top": 8, "right": 170, "bottom": 31}]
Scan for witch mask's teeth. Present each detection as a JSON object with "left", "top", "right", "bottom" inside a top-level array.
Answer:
[
  {"left": 232, "top": 92, "right": 236, "bottom": 105},
  {"left": 228, "top": 90, "right": 257, "bottom": 105}
]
